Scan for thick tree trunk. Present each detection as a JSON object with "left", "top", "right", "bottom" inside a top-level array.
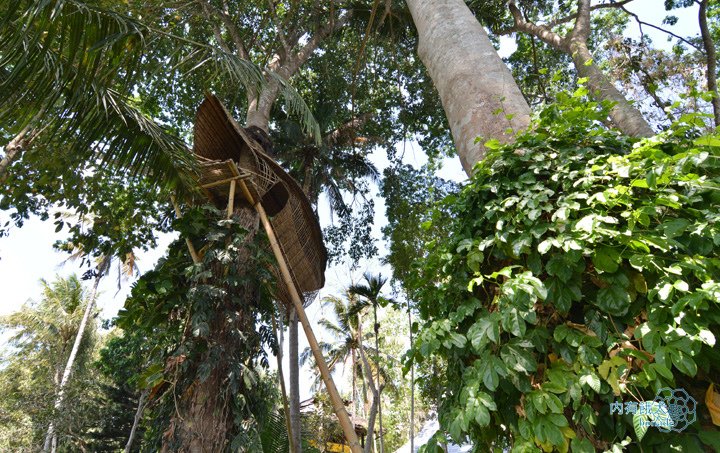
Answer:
[
  {"left": 247, "top": 83, "right": 281, "bottom": 133},
  {"left": 289, "top": 310, "right": 302, "bottom": 453},
  {"left": 405, "top": 0, "right": 531, "bottom": 176},
  {"left": 125, "top": 388, "right": 149, "bottom": 453},
  {"left": 43, "top": 261, "right": 107, "bottom": 452}
]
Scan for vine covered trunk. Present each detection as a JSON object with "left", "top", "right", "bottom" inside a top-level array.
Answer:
[{"left": 161, "top": 207, "right": 262, "bottom": 452}]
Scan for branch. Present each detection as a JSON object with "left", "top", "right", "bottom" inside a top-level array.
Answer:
[
  {"left": 570, "top": 0, "right": 593, "bottom": 41},
  {"left": 198, "top": 1, "right": 233, "bottom": 54},
  {"left": 508, "top": 1, "right": 568, "bottom": 51},
  {"left": 267, "top": 0, "right": 292, "bottom": 57},
  {"left": 545, "top": 0, "right": 635, "bottom": 29},
  {"left": 325, "top": 112, "right": 375, "bottom": 147},
  {"left": 279, "top": 11, "right": 351, "bottom": 78},
  {"left": 205, "top": 0, "right": 249, "bottom": 59}
]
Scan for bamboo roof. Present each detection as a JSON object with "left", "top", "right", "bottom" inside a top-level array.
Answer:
[{"left": 192, "top": 94, "right": 327, "bottom": 307}]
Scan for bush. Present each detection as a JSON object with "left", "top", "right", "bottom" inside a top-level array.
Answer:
[{"left": 406, "top": 91, "right": 720, "bottom": 452}]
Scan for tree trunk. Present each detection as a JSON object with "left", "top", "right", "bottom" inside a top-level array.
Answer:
[
  {"left": 125, "top": 388, "right": 149, "bottom": 453},
  {"left": 358, "top": 343, "right": 383, "bottom": 453},
  {"left": 507, "top": 0, "right": 655, "bottom": 138},
  {"left": 699, "top": 0, "right": 720, "bottom": 128},
  {"left": 0, "top": 126, "right": 33, "bottom": 184},
  {"left": 567, "top": 39, "right": 655, "bottom": 137},
  {"left": 43, "top": 261, "right": 107, "bottom": 452},
  {"left": 408, "top": 308, "right": 414, "bottom": 453},
  {"left": 289, "top": 309, "right": 302, "bottom": 453},
  {"left": 247, "top": 83, "right": 281, "bottom": 133},
  {"left": 405, "top": 0, "right": 531, "bottom": 176},
  {"left": 373, "top": 305, "right": 384, "bottom": 453}
]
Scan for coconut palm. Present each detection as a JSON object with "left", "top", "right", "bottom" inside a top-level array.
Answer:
[
  {"left": 348, "top": 273, "right": 390, "bottom": 453},
  {"left": 300, "top": 294, "right": 372, "bottom": 410},
  {"left": 0, "top": 275, "right": 99, "bottom": 450}
]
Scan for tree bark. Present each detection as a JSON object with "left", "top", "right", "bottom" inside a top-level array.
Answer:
[
  {"left": 43, "top": 260, "right": 107, "bottom": 452},
  {"left": 405, "top": 0, "right": 532, "bottom": 176},
  {"left": 0, "top": 126, "right": 33, "bottom": 184},
  {"left": 125, "top": 388, "right": 149, "bottom": 453},
  {"left": 358, "top": 341, "right": 383, "bottom": 453},
  {"left": 699, "top": 0, "right": 720, "bottom": 127},
  {"left": 289, "top": 309, "right": 302, "bottom": 453}
]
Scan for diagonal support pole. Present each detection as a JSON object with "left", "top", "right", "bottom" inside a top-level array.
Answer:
[{"left": 237, "top": 180, "right": 362, "bottom": 453}]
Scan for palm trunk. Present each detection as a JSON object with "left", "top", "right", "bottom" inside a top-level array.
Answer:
[
  {"left": 373, "top": 305, "right": 384, "bottom": 453},
  {"left": 124, "top": 388, "right": 149, "bottom": 453},
  {"left": 405, "top": 0, "right": 531, "bottom": 176},
  {"left": 358, "top": 342, "right": 382, "bottom": 453},
  {"left": 289, "top": 310, "right": 302, "bottom": 453},
  {"left": 43, "top": 262, "right": 106, "bottom": 452},
  {"left": 408, "top": 308, "right": 415, "bottom": 453}
]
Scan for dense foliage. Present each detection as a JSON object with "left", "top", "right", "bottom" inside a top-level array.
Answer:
[{"left": 406, "top": 89, "right": 720, "bottom": 451}]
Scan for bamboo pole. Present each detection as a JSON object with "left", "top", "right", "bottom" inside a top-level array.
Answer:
[
  {"left": 237, "top": 180, "right": 362, "bottom": 453},
  {"left": 271, "top": 312, "right": 297, "bottom": 453},
  {"left": 226, "top": 179, "right": 237, "bottom": 219},
  {"left": 170, "top": 195, "right": 201, "bottom": 264}
]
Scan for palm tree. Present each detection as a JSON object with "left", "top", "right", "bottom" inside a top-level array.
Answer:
[
  {"left": 0, "top": 275, "right": 99, "bottom": 450},
  {"left": 349, "top": 273, "right": 390, "bottom": 453},
  {"left": 300, "top": 294, "right": 370, "bottom": 408},
  {"left": 42, "top": 257, "right": 110, "bottom": 452}
]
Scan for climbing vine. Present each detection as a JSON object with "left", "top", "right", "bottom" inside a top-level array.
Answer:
[
  {"left": 406, "top": 87, "right": 720, "bottom": 452},
  {"left": 114, "top": 205, "right": 280, "bottom": 449}
]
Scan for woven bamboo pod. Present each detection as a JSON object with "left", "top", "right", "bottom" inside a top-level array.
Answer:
[{"left": 192, "top": 94, "right": 326, "bottom": 307}]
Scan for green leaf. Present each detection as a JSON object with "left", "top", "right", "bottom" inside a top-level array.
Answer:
[
  {"left": 694, "top": 136, "right": 720, "bottom": 147},
  {"left": 579, "top": 372, "right": 601, "bottom": 393},
  {"left": 502, "top": 307, "right": 526, "bottom": 337},
  {"left": 468, "top": 313, "right": 501, "bottom": 351},
  {"left": 571, "top": 437, "right": 594, "bottom": 453},
  {"left": 633, "top": 413, "right": 649, "bottom": 442},
  {"left": 595, "top": 285, "right": 631, "bottom": 316},
  {"left": 592, "top": 246, "right": 621, "bottom": 273},
  {"left": 484, "top": 138, "right": 502, "bottom": 149},
  {"left": 662, "top": 218, "right": 690, "bottom": 238},
  {"left": 699, "top": 431, "right": 720, "bottom": 450},
  {"left": 501, "top": 341, "right": 537, "bottom": 374}
]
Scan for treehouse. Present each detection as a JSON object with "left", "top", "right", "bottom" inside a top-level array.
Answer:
[{"left": 192, "top": 93, "right": 327, "bottom": 307}]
